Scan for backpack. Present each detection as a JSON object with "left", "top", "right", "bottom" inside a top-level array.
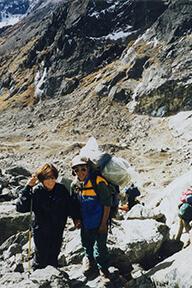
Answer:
[
  {"left": 88, "top": 153, "right": 121, "bottom": 218},
  {"left": 90, "top": 171, "right": 120, "bottom": 220},
  {"left": 80, "top": 137, "right": 131, "bottom": 186},
  {"left": 180, "top": 189, "right": 192, "bottom": 203},
  {"left": 78, "top": 137, "right": 131, "bottom": 223},
  {"left": 178, "top": 202, "right": 192, "bottom": 222}
]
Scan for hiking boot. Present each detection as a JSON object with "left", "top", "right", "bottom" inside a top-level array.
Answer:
[
  {"left": 183, "top": 238, "right": 190, "bottom": 248},
  {"left": 82, "top": 256, "right": 98, "bottom": 277},
  {"left": 99, "top": 268, "right": 111, "bottom": 285}
]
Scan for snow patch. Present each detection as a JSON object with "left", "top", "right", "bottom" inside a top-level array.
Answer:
[
  {"left": 152, "top": 169, "right": 192, "bottom": 228},
  {"left": 105, "top": 28, "right": 134, "bottom": 41},
  {"left": 168, "top": 111, "right": 192, "bottom": 141},
  {"left": 0, "top": 13, "right": 23, "bottom": 28},
  {"left": 34, "top": 66, "right": 47, "bottom": 99},
  {"left": 89, "top": 26, "right": 135, "bottom": 42}
]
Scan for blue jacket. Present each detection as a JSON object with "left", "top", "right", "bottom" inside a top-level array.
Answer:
[
  {"left": 71, "top": 172, "right": 110, "bottom": 231},
  {"left": 125, "top": 186, "right": 140, "bottom": 197}
]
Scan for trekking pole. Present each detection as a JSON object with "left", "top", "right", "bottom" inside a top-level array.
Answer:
[{"left": 28, "top": 196, "right": 33, "bottom": 277}]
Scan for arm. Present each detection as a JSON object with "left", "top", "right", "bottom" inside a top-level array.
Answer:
[
  {"left": 66, "top": 185, "right": 82, "bottom": 229},
  {"left": 16, "top": 177, "right": 36, "bottom": 213},
  {"left": 99, "top": 206, "right": 110, "bottom": 234},
  {"left": 96, "top": 180, "right": 112, "bottom": 234}
]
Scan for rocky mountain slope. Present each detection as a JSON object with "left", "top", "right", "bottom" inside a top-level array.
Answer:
[
  {"left": 0, "top": 1, "right": 192, "bottom": 287},
  {"left": 0, "top": 0, "right": 191, "bottom": 115}
]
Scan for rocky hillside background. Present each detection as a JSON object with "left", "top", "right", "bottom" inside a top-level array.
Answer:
[
  {"left": 0, "top": 0, "right": 192, "bottom": 114},
  {"left": 0, "top": 0, "right": 192, "bottom": 287}
]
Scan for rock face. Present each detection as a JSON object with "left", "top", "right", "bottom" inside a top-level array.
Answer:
[
  {"left": 0, "top": 0, "right": 168, "bottom": 110},
  {"left": 0, "top": 1, "right": 192, "bottom": 287},
  {"left": 0, "top": 0, "right": 192, "bottom": 115},
  {"left": 147, "top": 245, "right": 192, "bottom": 288},
  {"left": 0, "top": 164, "right": 191, "bottom": 287},
  {"left": 132, "top": 0, "right": 192, "bottom": 116}
]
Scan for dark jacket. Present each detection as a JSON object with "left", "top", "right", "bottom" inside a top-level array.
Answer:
[
  {"left": 16, "top": 182, "right": 81, "bottom": 232},
  {"left": 125, "top": 186, "right": 140, "bottom": 209},
  {"left": 16, "top": 182, "right": 81, "bottom": 269}
]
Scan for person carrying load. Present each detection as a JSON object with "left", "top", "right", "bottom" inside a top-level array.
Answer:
[
  {"left": 175, "top": 189, "right": 192, "bottom": 248},
  {"left": 70, "top": 155, "right": 112, "bottom": 284},
  {"left": 124, "top": 183, "right": 141, "bottom": 211}
]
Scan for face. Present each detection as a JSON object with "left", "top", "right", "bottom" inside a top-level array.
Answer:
[
  {"left": 43, "top": 172, "right": 56, "bottom": 191},
  {"left": 73, "top": 165, "right": 89, "bottom": 181}
]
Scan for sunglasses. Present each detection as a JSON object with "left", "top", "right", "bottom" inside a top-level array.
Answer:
[
  {"left": 44, "top": 175, "right": 55, "bottom": 180},
  {"left": 73, "top": 167, "right": 87, "bottom": 174}
]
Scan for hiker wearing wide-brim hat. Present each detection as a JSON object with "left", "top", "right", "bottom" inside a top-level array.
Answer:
[
  {"left": 16, "top": 163, "right": 81, "bottom": 272},
  {"left": 70, "top": 154, "right": 112, "bottom": 284}
]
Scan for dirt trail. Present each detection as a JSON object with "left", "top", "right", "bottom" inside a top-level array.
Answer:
[{"left": 0, "top": 96, "right": 191, "bottom": 206}]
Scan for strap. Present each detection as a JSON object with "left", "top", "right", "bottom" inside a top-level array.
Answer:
[
  {"left": 90, "top": 174, "right": 99, "bottom": 197},
  {"left": 90, "top": 175, "right": 112, "bottom": 230},
  {"left": 74, "top": 185, "right": 95, "bottom": 191},
  {"left": 74, "top": 184, "right": 96, "bottom": 203}
]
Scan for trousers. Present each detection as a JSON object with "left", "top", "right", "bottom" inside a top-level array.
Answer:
[
  {"left": 175, "top": 218, "right": 191, "bottom": 241},
  {"left": 81, "top": 227, "right": 110, "bottom": 269}
]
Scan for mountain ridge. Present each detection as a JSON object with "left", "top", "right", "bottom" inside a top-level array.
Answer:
[
  {"left": 0, "top": 0, "right": 175, "bottom": 113},
  {"left": 0, "top": 2, "right": 192, "bottom": 287}
]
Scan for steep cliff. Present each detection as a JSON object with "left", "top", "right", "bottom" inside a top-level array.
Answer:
[{"left": 0, "top": 0, "right": 172, "bottom": 112}]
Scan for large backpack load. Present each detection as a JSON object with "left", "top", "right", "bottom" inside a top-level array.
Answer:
[
  {"left": 178, "top": 202, "right": 192, "bottom": 222},
  {"left": 79, "top": 137, "right": 132, "bottom": 219}
]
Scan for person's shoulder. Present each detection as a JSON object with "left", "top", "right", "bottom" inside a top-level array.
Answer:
[
  {"left": 56, "top": 182, "right": 69, "bottom": 193},
  {"left": 95, "top": 174, "right": 108, "bottom": 185}
]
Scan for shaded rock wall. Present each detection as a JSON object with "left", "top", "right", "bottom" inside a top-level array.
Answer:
[{"left": 0, "top": 0, "right": 168, "bottom": 110}]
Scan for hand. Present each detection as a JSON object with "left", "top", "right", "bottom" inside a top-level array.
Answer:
[
  {"left": 98, "top": 223, "right": 107, "bottom": 234},
  {"left": 74, "top": 219, "right": 82, "bottom": 229},
  {"left": 27, "top": 176, "right": 37, "bottom": 187}
]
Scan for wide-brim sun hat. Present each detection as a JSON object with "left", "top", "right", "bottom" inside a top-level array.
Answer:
[{"left": 71, "top": 155, "right": 88, "bottom": 168}]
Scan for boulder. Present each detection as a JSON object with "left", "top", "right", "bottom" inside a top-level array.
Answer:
[
  {"left": 0, "top": 230, "right": 29, "bottom": 255},
  {"left": 108, "top": 85, "right": 131, "bottom": 104},
  {"left": 29, "top": 266, "right": 70, "bottom": 287},
  {"left": 0, "top": 189, "right": 13, "bottom": 202},
  {"left": 95, "top": 80, "right": 108, "bottom": 96},
  {"left": 0, "top": 266, "right": 70, "bottom": 288},
  {"left": 5, "top": 166, "right": 31, "bottom": 177},
  {"left": 108, "top": 219, "right": 169, "bottom": 269},
  {"left": 58, "top": 176, "right": 72, "bottom": 193},
  {"left": 60, "top": 77, "right": 79, "bottom": 96},
  {"left": 126, "top": 204, "right": 166, "bottom": 223},
  {"left": 147, "top": 245, "right": 192, "bottom": 288},
  {"left": 0, "top": 176, "right": 9, "bottom": 188},
  {"left": 0, "top": 214, "right": 29, "bottom": 245},
  {"left": 62, "top": 227, "right": 84, "bottom": 265},
  {"left": 3, "top": 243, "right": 22, "bottom": 260},
  {"left": 124, "top": 275, "right": 154, "bottom": 288}
]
